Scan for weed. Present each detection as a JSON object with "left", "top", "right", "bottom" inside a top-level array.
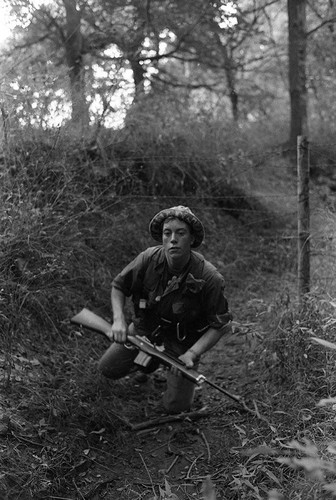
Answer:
[
  {"left": 259, "top": 293, "right": 336, "bottom": 398},
  {"left": 0, "top": 121, "right": 335, "bottom": 500}
]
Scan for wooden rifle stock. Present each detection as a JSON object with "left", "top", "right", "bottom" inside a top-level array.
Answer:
[
  {"left": 71, "top": 308, "right": 203, "bottom": 384},
  {"left": 70, "top": 308, "right": 266, "bottom": 420}
]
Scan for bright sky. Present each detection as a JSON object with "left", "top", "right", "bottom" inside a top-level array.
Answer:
[
  {"left": 0, "top": 0, "right": 237, "bottom": 127},
  {"left": 0, "top": 0, "right": 47, "bottom": 46},
  {"left": 0, "top": 1, "right": 238, "bottom": 47},
  {"left": 0, "top": 5, "right": 13, "bottom": 46}
]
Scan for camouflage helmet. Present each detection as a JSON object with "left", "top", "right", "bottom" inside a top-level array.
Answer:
[{"left": 149, "top": 205, "right": 204, "bottom": 248}]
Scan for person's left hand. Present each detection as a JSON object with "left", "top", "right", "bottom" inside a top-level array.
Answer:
[{"left": 170, "top": 349, "right": 198, "bottom": 376}]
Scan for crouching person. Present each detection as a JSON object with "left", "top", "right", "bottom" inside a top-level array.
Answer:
[{"left": 98, "top": 206, "right": 233, "bottom": 414}]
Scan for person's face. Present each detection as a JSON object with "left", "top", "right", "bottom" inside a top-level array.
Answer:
[{"left": 162, "top": 218, "right": 195, "bottom": 267}]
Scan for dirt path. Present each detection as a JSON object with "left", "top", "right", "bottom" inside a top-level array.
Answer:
[
  {"left": 82, "top": 352, "right": 251, "bottom": 499},
  {"left": 0, "top": 266, "right": 274, "bottom": 500},
  {"left": 0, "top": 201, "right": 295, "bottom": 499},
  {"left": 0, "top": 308, "right": 267, "bottom": 500},
  {"left": 75, "top": 296, "right": 268, "bottom": 500}
]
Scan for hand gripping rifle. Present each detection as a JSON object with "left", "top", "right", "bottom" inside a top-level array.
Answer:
[{"left": 71, "top": 308, "right": 265, "bottom": 420}]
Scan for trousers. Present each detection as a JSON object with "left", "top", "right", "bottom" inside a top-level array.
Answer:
[{"left": 98, "top": 327, "right": 198, "bottom": 414}]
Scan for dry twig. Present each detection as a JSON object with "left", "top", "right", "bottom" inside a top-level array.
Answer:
[
  {"left": 166, "top": 454, "right": 180, "bottom": 474},
  {"left": 131, "top": 408, "right": 211, "bottom": 431},
  {"left": 200, "top": 431, "right": 211, "bottom": 464},
  {"left": 186, "top": 453, "right": 204, "bottom": 478},
  {"left": 138, "top": 451, "right": 156, "bottom": 497}
]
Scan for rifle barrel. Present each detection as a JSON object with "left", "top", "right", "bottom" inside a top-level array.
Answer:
[
  {"left": 204, "top": 378, "right": 242, "bottom": 404},
  {"left": 71, "top": 308, "right": 267, "bottom": 421}
]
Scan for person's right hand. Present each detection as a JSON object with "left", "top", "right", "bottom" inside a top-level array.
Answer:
[{"left": 109, "top": 318, "right": 128, "bottom": 343}]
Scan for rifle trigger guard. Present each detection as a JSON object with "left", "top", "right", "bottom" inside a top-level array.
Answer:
[{"left": 124, "top": 342, "right": 137, "bottom": 350}]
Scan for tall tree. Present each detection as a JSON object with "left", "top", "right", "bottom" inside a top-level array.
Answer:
[
  {"left": 305, "top": 0, "right": 336, "bottom": 129},
  {"left": 145, "top": 0, "right": 285, "bottom": 121},
  {"left": 63, "top": 0, "right": 89, "bottom": 130},
  {"left": 3, "top": 0, "right": 91, "bottom": 131},
  {"left": 288, "top": 0, "right": 307, "bottom": 148}
]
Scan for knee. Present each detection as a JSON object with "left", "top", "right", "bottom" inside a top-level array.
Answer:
[
  {"left": 97, "top": 358, "right": 120, "bottom": 379},
  {"left": 98, "top": 342, "right": 136, "bottom": 379}
]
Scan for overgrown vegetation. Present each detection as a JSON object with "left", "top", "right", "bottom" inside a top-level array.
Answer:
[{"left": 1, "top": 115, "right": 336, "bottom": 499}]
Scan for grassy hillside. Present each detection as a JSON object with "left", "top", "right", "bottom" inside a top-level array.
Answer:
[{"left": 1, "top": 121, "right": 336, "bottom": 499}]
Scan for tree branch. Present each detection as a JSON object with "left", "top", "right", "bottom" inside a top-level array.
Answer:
[{"left": 306, "top": 17, "right": 336, "bottom": 37}]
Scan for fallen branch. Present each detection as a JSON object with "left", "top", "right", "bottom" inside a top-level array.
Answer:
[{"left": 132, "top": 408, "right": 212, "bottom": 431}]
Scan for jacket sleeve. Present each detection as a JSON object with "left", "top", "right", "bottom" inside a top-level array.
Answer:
[
  {"left": 112, "top": 252, "right": 147, "bottom": 297},
  {"left": 112, "top": 247, "right": 159, "bottom": 297},
  {"left": 202, "top": 270, "right": 233, "bottom": 331}
]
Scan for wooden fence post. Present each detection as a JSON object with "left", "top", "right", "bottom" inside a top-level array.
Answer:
[{"left": 297, "top": 135, "right": 310, "bottom": 305}]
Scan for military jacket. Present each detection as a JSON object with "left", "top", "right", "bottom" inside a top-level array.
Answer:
[{"left": 112, "top": 246, "right": 232, "bottom": 348}]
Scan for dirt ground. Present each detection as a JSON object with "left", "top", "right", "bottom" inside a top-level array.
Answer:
[
  {"left": 65, "top": 295, "right": 269, "bottom": 500},
  {"left": 0, "top": 286, "right": 272, "bottom": 500},
  {"left": 0, "top": 191, "right": 300, "bottom": 499},
  {"left": 76, "top": 339, "right": 262, "bottom": 499}
]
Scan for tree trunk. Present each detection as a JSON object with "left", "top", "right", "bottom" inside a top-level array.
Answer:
[
  {"left": 214, "top": 31, "right": 239, "bottom": 121},
  {"left": 63, "top": 0, "right": 89, "bottom": 132},
  {"left": 226, "top": 75, "right": 238, "bottom": 122},
  {"left": 288, "top": 0, "right": 308, "bottom": 148},
  {"left": 129, "top": 57, "right": 146, "bottom": 101}
]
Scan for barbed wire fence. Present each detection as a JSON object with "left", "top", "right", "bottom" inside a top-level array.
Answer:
[
  {"left": 296, "top": 136, "right": 336, "bottom": 302},
  {"left": 1, "top": 122, "right": 335, "bottom": 302},
  {"left": 94, "top": 136, "right": 335, "bottom": 303}
]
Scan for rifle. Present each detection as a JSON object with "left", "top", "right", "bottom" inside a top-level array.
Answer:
[{"left": 71, "top": 308, "right": 266, "bottom": 420}]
